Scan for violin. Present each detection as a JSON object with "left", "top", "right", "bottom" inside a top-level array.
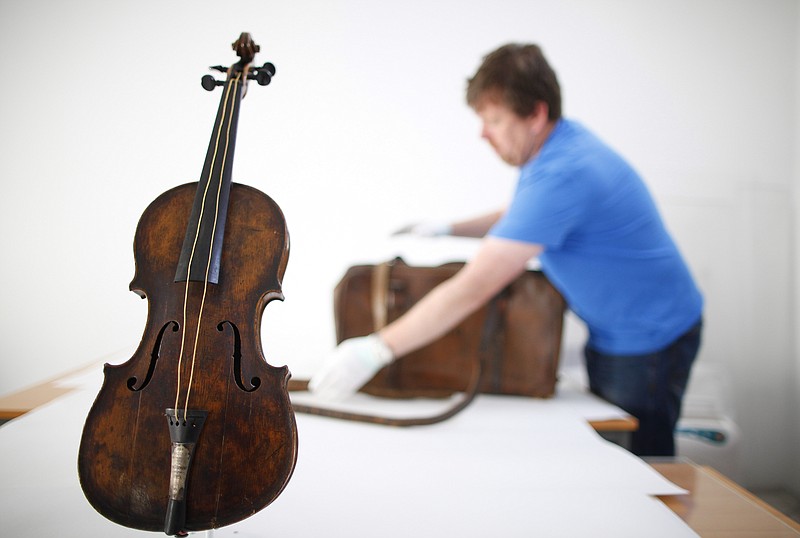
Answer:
[{"left": 78, "top": 33, "right": 297, "bottom": 536}]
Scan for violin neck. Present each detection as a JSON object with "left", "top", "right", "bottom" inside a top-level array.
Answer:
[{"left": 174, "top": 71, "right": 246, "bottom": 284}]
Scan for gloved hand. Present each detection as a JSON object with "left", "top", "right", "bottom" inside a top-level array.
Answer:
[
  {"left": 392, "top": 221, "right": 452, "bottom": 237},
  {"left": 308, "top": 334, "right": 395, "bottom": 401}
]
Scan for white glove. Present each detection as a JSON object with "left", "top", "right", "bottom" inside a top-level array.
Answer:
[
  {"left": 392, "top": 221, "right": 452, "bottom": 237},
  {"left": 308, "top": 335, "right": 395, "bottom": 401}
]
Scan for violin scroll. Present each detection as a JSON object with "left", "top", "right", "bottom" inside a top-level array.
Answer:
[
  {"left": 232, "top": 32, "right": 259, "bottom": 63},
  {"left": 201, "top": 32, "right": 277, "bottom": 92}
]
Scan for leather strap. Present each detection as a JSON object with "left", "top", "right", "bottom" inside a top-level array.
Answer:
[
  {"left": 370, "top": 260, "right": 392, "bottom": 331},
  {"left": 289, "top": 371, "right": 481, "bottom": 427}
]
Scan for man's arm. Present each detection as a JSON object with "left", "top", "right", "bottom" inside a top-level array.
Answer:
[
  {"left": 379, "top": 236, "right": 542, "bottom": 357},
  {"left": 449, "top": 210, "right": 505, "bottom": 238},
  {"left": 393, "top": 209, "right": 505, "bottom": 238}
]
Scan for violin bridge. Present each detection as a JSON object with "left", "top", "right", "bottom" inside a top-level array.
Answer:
[{"left": 164, "top": 409, "right": 208, "bottom": 536}]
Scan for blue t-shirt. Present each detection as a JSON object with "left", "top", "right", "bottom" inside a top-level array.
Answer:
[{"left": 490, "top": 119, "right": 702, "bottom": 355}]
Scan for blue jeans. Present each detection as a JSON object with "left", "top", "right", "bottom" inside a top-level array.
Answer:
[{"left": 584, "top": 319, "right": 702, "bottom": 457}]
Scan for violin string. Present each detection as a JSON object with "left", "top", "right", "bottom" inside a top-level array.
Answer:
[
  {"left": 182, "top": 73, "right": 241, "bottom": 421},
  {"left": 174, "top": 73, "right": 239, "bottom": 420}
]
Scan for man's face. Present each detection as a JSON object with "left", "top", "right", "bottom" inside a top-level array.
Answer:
[{"left": 475, "top": 100, "right": 542, "bottom": 167}]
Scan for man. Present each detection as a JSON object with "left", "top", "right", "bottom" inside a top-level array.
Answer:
[{"left": 310, "top": 43, "right": 703, "bottom": 457}]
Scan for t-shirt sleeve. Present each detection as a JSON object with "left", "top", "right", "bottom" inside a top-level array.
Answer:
[{"left": 489, "top": 169, "right": 592, "bottom": 248}]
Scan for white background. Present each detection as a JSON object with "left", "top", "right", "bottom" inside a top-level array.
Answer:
[{"left": 0, "top": 0, "right": 797, "bottom": 496}]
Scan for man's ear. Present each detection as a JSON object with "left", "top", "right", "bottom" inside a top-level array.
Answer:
[{"left": 531, "top": 101, "right": 550, "bottom": 128}]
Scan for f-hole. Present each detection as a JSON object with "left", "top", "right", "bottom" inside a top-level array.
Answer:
[
  {"left": 128, "top": 321, "right": 179, "bottom": 391},
  {"left": 218, "top": 320, "right": 261, "bottom": 392}
]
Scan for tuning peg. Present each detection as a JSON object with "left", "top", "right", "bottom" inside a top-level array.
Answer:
[
  {"left": 253, "top": 71, "right": 271, "bottom": 86},
  {"left": 247, "top": 62, "right": 276, "bottom": 86},
  {"left": 260, "top": 62, "right": 276, "bottom": 77},
  {"left": 201, "top": 74, "right": 224, "bottom": 91}
]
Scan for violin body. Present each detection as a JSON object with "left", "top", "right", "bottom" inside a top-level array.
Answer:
[{"left": 78, "top": 34, "right": 297, "bottom": 534}]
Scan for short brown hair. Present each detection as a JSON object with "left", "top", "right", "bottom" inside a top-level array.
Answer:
[{"left": 466, "top": 43, "right": 562, "bottom": 120}]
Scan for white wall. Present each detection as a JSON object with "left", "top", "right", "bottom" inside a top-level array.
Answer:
[{"left": 0, "top": 0, "right": 797, "bottom": 493}]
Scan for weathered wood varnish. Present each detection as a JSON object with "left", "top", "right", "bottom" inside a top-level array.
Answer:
[{"left": 78, "top": 33, "right": 297, "bottom": 535}]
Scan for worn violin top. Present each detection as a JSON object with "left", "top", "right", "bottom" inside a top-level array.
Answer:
[{"left": 78, "top": 33, "right": 297, "bottom": 536}]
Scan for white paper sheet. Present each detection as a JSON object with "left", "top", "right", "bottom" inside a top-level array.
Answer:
[
  {"left": 212, "top": 397, "right": 694, "bottom": 537},
  {"left": 0, "top": 362, "right": 696, "bottom": 537}
]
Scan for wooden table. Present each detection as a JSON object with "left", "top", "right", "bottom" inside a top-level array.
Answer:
[
  {"left": 0, "top": 365, "right": 96, "bottom": 421},
  {"left": 590, "top": 416, "right": 639, "bottom": 432},
  {"left": 654, "top": 461, "right": 800, "bottom": 537}
]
